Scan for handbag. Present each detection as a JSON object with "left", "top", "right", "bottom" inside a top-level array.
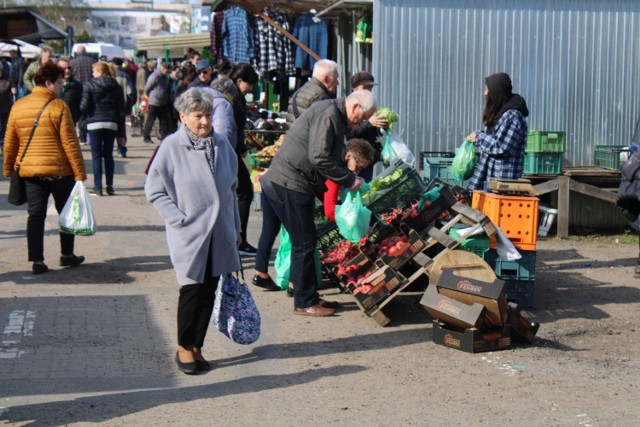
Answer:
[
  {"left": 212, "top": 271, "right": 261, "bottom": 345},
  {"left": 7, "top": 98, "right": 55, "bottom": 206}
]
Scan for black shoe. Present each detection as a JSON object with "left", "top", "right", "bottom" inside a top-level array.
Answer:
[
  {"left": 252, "top": 274, "right": 280, "bottom": 291},
  {"left": 144, "top": 139, "right": 155, "bottom": 144},
  {"left": 238, "top": 242, "right": 258, "bottom": 256},
  {"left": 32, "top": 263, "right": 49, "bottom": 275},
  {"left": 175, "top": 352, "right": 198, "bottom": 375},
  {"left": 196, "top": 360, "right": 210, "bottom": 371},
  {"left": 90, "top": 188, "right": 103, "bottom": 196},
  {"left": 287, "top": 285, "right": 294, "bottom": 298},
  {"left": 60, "top": 255, "right": 85, "bottom": 267},
  {"left": 106, "top": 186, "right": 115, "bottom": 196}
]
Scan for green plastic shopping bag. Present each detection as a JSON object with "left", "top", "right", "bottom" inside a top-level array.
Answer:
[
  {"left": 450, "top": 139, "right": 477, "bottom": 181},
  {"left": 274, "top": 226, "right": 323, "bottom": 290},
  {"left": 335, "top": 191, "right": 372, "bottom": 242}
]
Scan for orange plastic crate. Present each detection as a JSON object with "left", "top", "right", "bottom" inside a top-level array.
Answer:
[{"left": 471, "top": 191, "right": 539, "bottom": 250}]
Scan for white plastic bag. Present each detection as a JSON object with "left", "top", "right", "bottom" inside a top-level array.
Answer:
[
  {"left": 59, "top": 181, "right": 97, "bottom": 235},
  {"left": 384, "top": 130, "right": 415, "bottom": 167},
  {"left": 495, "top": 227, "right": 521, "bottom": 261}
]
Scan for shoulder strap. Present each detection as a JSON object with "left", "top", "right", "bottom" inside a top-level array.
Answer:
[{"left": 17, "top": 97, "right": 55, "bottom": 167}]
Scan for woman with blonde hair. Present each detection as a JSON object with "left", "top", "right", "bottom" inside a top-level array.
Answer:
[{"left": 80, "top": 61, "right": 127, "bottom": 196}]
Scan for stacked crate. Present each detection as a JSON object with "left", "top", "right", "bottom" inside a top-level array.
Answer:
[
  {"left": 472, "top": 191, "right": 538, "bottom": 308},
  {"left": 419, "top": 151, "right": 460, "bottom": 186},
  {"left": 523, "top": 131, "right": 566, "bottom": 175}
]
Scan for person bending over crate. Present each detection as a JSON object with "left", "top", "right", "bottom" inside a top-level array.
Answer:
[
  {"left": 466, "top": 72, "right": 529, "bottom": 191},
  {"left": 255, "top": 91, "right": 376, "bottom": 317}
]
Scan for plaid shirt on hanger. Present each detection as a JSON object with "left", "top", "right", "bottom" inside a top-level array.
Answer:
[
  {"left": 211, "top": 11, "right": 225, "bottom": 60},
  {"left": 223, "top": 6, "right": 254, "bottom": 64}
]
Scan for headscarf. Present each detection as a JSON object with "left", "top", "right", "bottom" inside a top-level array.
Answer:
[
  {"left": 485, "top": 72, "right": 529, "bottom": 119},
  {"left": 185, "top": 126, "right": 216, "bottom": 176}
]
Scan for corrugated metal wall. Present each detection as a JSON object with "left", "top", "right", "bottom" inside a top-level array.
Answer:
[
  {"left": 373, "top": 0, "right": 640, "bottom": 166},
  {"left": 336, "top": 11, "right": 373, "bottom": 98}
]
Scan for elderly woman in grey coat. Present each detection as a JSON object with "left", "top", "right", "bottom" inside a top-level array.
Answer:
[{"left": 145, "top": 87, "right": 241, "bottom": 375}]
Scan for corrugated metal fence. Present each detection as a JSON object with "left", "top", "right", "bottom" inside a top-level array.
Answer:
[{"left": 373, "top": 0, "right": 640, "bottom": 167}]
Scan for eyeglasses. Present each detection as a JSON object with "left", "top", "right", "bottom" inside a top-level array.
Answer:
[
  {"left": 199, "top": 69, "right": 210, "bottom": 75},
  {"left": 60, "top": 66, "right": 72, "bottom": 71}
]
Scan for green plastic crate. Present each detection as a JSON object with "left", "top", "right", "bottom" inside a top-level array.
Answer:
[
  {"left": 594, "top": 145, "right": 629, "bottom": 170},
  {"left": 484, "top": 249, "right": 536, "bottom": 281},
  {"left": 526, "top": 131, "right": 566, "bottom": 153},
  {"left": 504, "top": 280, "right": 535, "bottom": 308},
  {"left": 421, "top": 152, "right": 467, "bottom": 186},
  {"left": 523, "top": 152, "right": 563, "bottom": 175},
  {"left": 448, "top": 227, "right": 490, "bottom": 259}
]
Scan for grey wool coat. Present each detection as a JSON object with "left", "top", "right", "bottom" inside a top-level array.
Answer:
[{"left": 145, "top": 125, "right": 241, "bottom": 286}]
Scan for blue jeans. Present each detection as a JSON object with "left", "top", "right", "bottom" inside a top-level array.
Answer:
[
  {"left": 88, "top": 128, "right": 117, "bottom": 190},
  {"left": 261, "top": 180, "right": 318, "bottom": 308}
]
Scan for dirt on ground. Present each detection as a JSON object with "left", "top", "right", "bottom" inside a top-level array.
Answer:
[{"left": 1, "top": 138, "right": 639, "bottom": 426}]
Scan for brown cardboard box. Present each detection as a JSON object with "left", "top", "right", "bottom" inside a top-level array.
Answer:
[
  {"left": 436, "top": 268, "right": 508, "bottom": 327},
  {"left": 507, "top": 303, "right": 540, "bottom": 343},
  {"left": 420, "top": 284, "right": 487, "bottom": 330},
  {"left": 432, "top": 321, "right": 512, "bottom": 353}
]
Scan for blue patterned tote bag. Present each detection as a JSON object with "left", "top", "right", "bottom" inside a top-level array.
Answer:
[{"left": 213, "top": 272, "right": 261, "bottom": 345}]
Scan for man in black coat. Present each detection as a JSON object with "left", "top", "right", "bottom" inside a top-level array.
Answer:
[{"left": 57, "top": 58, "right": 83, "bottom": 125}]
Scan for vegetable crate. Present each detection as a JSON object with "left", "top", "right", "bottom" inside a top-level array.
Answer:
[
  {"left": 350, "top": 262, "right": 408, "bottom": 311},
  {"left": 526, "top": 131, "right": 566, "bottom": 153},
  {"left": 471, "top": 191, "right": 539, "bottom": 251},
  {"left": 364, "top": 160, "right": 427, "bottom": 215},
  {"left": 484, "top": 249, "right": 537, "bottom": 281},
  {"left": 523, "top": 152, "right": 563, "bottom": 175},
  {"left": 418, "top": 151, "right": 454, "bottom": 172},
  {"left": 248, "top": 152, "right": 273, "bottom": 169},
  {"left": 594, "top": 145, "right": 629, "bottom": 170}
]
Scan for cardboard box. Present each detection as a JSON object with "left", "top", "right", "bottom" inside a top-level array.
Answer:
[
  {"left": 420, "top": 284, "right": 487, "bottom": 330},
  {"left": 507, "top": 303, "right": 540, "bottom": 343},
  {"left": 432, "top": 321, "right": 512, "bottom": 353},
  {"left": 435, "top": 269, "right": 508, "bottom": 327}
]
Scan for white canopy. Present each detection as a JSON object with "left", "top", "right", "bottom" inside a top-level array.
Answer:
[{"left": 0, "top": 39, "right": 42, "bottom": 59}]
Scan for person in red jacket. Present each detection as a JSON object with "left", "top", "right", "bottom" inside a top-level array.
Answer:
[{"left": 323, "top": 138, "right": 375, "bottom": 222}]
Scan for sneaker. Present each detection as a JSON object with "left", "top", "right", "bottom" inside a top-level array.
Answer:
[
  {"left": 89, "top": 188, "right": 103, "bottom": 196},
  {"left": 238, "top": 242, "right": 258, "bottom": 256},
  {"left": 60, "top": 255, "right": 85, "bottom": 267}
]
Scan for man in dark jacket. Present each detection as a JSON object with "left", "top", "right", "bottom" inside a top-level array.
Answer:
[
  {"left": 188, "top": 59, "right": 213, "bottom": 88},
  {"left": 286, "top": 59, "right": 339, "bottom": 126},
  {"left": 143, "top": 61, "right": 172, "bottom": 144},
  {"left": 258, "top": 90, "right": 376, "bottom": 317},
  {"left": 57, "top": 58, "right": 83, "bottom": 124},
  {"left": 71, "top": 45, "right": 97, "bottom": 143}
]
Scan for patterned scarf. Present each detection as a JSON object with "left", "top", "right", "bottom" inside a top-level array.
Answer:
[{"left": 185, "top": 126, "right": 216, "bottom": 176}]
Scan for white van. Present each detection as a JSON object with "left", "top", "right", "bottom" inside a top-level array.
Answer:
[{"left": 71, "top": 42, "right": 124, "bottom": 61}]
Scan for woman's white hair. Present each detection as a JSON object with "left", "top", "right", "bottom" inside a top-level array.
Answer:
[
  {"left": 346, "top": 89, "right": 376, "bottom": 112},
  {"left": 174, "top": 87, "right": 214, "bottom": 115}
]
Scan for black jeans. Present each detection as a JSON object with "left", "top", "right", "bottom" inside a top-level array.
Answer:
[
  {"left": 88, "top": 128, "right": 116, "bottom": 190},
  {"left": 77, "top": 113, "right": 88, "bottom": 142},
  {"left": 177, "top": 256, "right": 219, "bottom": 348},
  {"left": 25, "top": 176, "right": 76, "bottom": 262},
  {"left": 143, "top": 104, "right": 170, "bottom": 142},
  {"left": 237, "top": 155, "right": 254, "bottom": 243},
  {"left": 261, "top": 181, "right": 318, "bottom": 308},
  {"left": 255, "top": 191, "right": 281, "bottom": 275}
]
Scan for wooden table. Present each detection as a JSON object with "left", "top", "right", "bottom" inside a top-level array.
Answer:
[{"left": 523, "top": 167, "right": 621, "bottom": 238}]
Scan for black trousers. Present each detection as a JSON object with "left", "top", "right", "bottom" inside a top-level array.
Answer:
[
  {"left": 237, "top": 154, "right": 254, "bottom": 243},
  {"left": 143, "top": 104, "right": 171, "bottom": 142},
  {"left": 25, "top": 176, "right": 76, "bottom": 262},
  {"left": 177, "top": 256, "right": 219, "bottom": 348}
]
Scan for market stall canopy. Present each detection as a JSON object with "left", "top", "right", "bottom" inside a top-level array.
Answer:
[
  {"left": 136, "top": 33, "right": 212, "bottom": 59},
  {"left": 0, "top": 8, "right": 67, "bottom": 45},
  {"left": 225, "top": 0, "right": 372, "bottom": 16},
  {"left": 0, "top": 39, "right": 42, "bottom": 59}
]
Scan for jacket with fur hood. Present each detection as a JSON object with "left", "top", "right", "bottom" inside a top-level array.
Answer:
[
  {"left": 80, "top": 76, "right": 126, "bottom": 139},
  {"left": 3, "top": 86, "right": 86, "bottom": 180}
]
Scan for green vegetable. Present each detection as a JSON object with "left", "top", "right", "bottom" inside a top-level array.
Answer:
[{"left": 377, "top": 106, "right": 400, "bottom": 130}]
